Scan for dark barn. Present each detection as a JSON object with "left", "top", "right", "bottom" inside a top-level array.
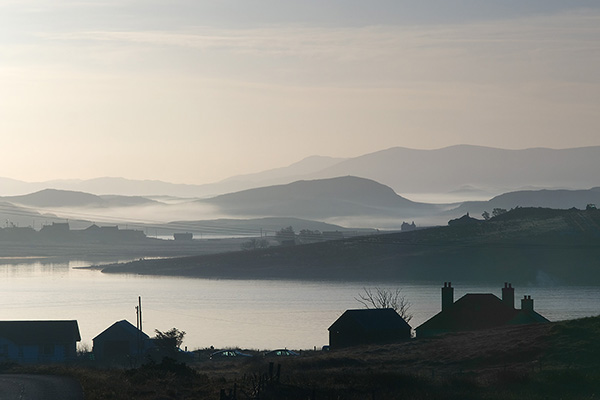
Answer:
[
  {"left": 93, "top": 320, "right": 150, "bottom": 362},
  {"left": 328, "top": 308, "right": 411, "bottom": 349},
  {"left": 0, "top": 320, "right": 80, "bottom": 363}
]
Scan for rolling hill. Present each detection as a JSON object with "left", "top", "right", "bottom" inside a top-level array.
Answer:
[
  {"left": 198, "top": 176, "right": 439, "bottom": 219},
  {"left": 1, "top": 189, "right": 159, "bottom": 208}
]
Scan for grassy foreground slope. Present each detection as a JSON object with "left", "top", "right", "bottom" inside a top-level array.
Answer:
[
  {"left": 12, "top": 315, "right": 600, "bottom": 399},
  {"left": 100, "top": 207, "right": 600, "bottom": 285}
]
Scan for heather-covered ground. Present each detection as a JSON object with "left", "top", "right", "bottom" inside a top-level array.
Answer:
[{"left": 7, "top": 315, "right": 600, "bottom": 399}]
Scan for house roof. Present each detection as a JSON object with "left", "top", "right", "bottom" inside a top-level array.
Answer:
[
  {"left": 0, "top": 320, "right": 81, "bottom": 345},
  {"left": 93, "top": 319, "right": 149, "bottom": 341},
  {"left": 329, "top": 308, "right": 411, "bottom": 332},
  {"left": 416, "top": 294, "right": 549, "bottom": 333}
]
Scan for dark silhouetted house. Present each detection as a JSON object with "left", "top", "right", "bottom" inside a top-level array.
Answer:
[
  {"left": 328, "top": 308, "right": 411, "bottom": 349},
  {"left": 93, "top": 320, "right": 150, "bottom": 362},
  {"left": 82, "top": 224, "right": 146, "bottom": 243},
  {"left": 0, "top": 320, "right": 80, "bottom": 363},
  {"left": 401, "top": 221, "right": 417, "bottom": 231},
  {"left": 39, "top": 222, "right": 72, "bottom": 241},
  {"left": 415, "top": 282, "right": 549, "bottom": 338}
]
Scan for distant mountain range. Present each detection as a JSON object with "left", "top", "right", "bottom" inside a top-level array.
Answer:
[
  {"left": 304, "top": 145, "right": 600, "bottom": 198},
  {"left": 1, "top": 145, "right": 599, "bottom": 199},
  {"left": 2, "top": 177, "right": 600, "bottom": 231}
]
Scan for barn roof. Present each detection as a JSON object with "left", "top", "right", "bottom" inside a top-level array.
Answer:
[
  {"left": 93, "top": 319, "right": 149, "bottom": 342},
  {"left": 329, "top": 308, "right": 411, "bottom": 332},
  {"left": 0, "top": 320, "right": 81, "bottom": 345}
]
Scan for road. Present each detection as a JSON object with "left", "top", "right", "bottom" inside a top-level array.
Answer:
[{"left": 0, "top": 375, "right": 83, "bottom": 400}]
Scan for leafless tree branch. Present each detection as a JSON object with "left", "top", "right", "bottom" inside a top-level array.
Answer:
[{"left": 355, "top": 287, "right": 413, "bottom": 322}]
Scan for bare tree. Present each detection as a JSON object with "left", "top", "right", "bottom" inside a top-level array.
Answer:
[{"left": 355, "top": 287, "right": 413, "bottom": 322}]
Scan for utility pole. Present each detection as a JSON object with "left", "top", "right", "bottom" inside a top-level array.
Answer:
[
  {"left": 138, "top": 296, "right": 143, "bottom": 332},
  {"left": 136, "top": 296, "right": 143, "bottom": 360}
]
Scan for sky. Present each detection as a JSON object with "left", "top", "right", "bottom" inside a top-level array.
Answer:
[{"left": 1, "top": 1, "right": 599, "bottom": 185}]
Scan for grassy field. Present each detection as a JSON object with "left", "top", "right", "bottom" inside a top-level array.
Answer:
[{"left": 6, "top": 315, "right": 600, "bottom": 399}]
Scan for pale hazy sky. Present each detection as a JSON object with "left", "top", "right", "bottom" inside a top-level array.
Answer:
[{"left": 1, "top": 1, "right": 599, "bottom": 184}]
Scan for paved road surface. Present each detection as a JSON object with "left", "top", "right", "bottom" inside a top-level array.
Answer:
[{"left": 0, "top": 375, "right": 83, "bottom": 400}]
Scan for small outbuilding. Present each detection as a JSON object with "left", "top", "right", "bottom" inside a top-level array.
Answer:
[
  {"left": 328, "top": 308, "right": 411, "bottom": 349},
  {"left": 0, "top": 320, "right": 81, "bottom": 363},
  {"left": 93, "top": 320, "right": 150, "bottom": 362}
]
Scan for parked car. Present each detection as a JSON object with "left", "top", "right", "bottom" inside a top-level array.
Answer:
[
  {"left": 264, "top": 349, "right": 299, "bottom": 357},
  {"left": 209, "top": 349, "right": 253, "bottom": 360}
]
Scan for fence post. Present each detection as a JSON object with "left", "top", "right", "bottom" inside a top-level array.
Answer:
[{"left": 276, "top": 363, "right": 281, "bottom": 382}]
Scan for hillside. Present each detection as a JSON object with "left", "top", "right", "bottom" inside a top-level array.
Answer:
[
  {"left": 451, "top": 187, "right": 600, "bottom": 217},
  {"left": 162, "top": 217, "right": 375, "bottom": 237},
  {"left": 99, "top": 207, "right": 600, "bottom": 285},
  {"left": 310, "top": 145, "right": 600, "bottom": 196},
  {"left": 2, "top": 189, "right": 158, "bottom": 208},
  {"left": 199, "top": 176, "right": 438, "bottom": 218},
  {"left": 30, "top": 316, "right": 600, "bottom": 400}
]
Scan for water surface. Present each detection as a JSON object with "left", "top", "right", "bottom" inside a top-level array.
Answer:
[{"left": 0, "top": 260, "right": 598, "bottom": 350}]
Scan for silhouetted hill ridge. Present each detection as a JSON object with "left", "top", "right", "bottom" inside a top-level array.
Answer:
[
  {"left": 2, "top": 145, "right": 599, "bottom": 198},
  {"left": 452, "top": 187, "right": 600, "bottom": 217},
  {"left": 200, "top": 176, "right": 437, "bottom": 218},
  {"left": 100, "top": 207, "right": 600, "bottom": 285},
  {"left": 1, "top": 189, "right": 158, "bottom": 208},
  {"left": 310, "top": 145, "right": 600, "bottom": 195}
]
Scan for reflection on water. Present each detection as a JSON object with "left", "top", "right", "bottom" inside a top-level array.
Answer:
[{"left": 0, "top": 260, "right": 598, "bottom": 350}]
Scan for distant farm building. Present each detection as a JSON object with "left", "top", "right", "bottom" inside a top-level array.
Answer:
[
  {"left": 328, "top": 308, "right": 411, "bottom": 349},
  {"left": 415, "top": 282, "right": 549, "bottom": 338},
  {"left": 447, "top": 213, "right": 481, "bottom": 226},
  {"left": 173, "top": 232, "right": 193, "bottom": 241},
  {"left": 83, "top": 224, "right": 146, "bottom": 243},
  {"left": 93, "top": 320, "right": 150, "bottom": 362},
  {"left": 0, "top": 320, "right": 80, "bottom": 363}
]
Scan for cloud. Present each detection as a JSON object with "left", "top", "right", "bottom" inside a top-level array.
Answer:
[
  {"left": 33, "top": 10, "right": 600, "bottom": 85},
  {"left": 1, "top": 7, "right": 599, "bottom": 183}
]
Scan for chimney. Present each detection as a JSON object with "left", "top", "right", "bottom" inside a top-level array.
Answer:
[
  {"left": 521, "top": 295, "right": 534, "bottom": 312},
  {"left": 442, "top": 282, "right": 454, "bottom": 311},
  {"left": 502, "top": 282, "right": 515, "bottom": 309}
]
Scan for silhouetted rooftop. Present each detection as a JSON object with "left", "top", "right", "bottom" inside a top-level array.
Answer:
[
  {"left": 0, "top": 320, "right": 81, "bottom": 344},
  {"left": 329, "top": 308, "right": 411, "bottom": 332},
  {"left": 416, "top": 293, "right": 549, "bottom": 336}
]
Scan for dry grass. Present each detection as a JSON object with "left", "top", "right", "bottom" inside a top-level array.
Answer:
[{"left": 4, "top": 316, "right": 600, "bottom": 399}]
